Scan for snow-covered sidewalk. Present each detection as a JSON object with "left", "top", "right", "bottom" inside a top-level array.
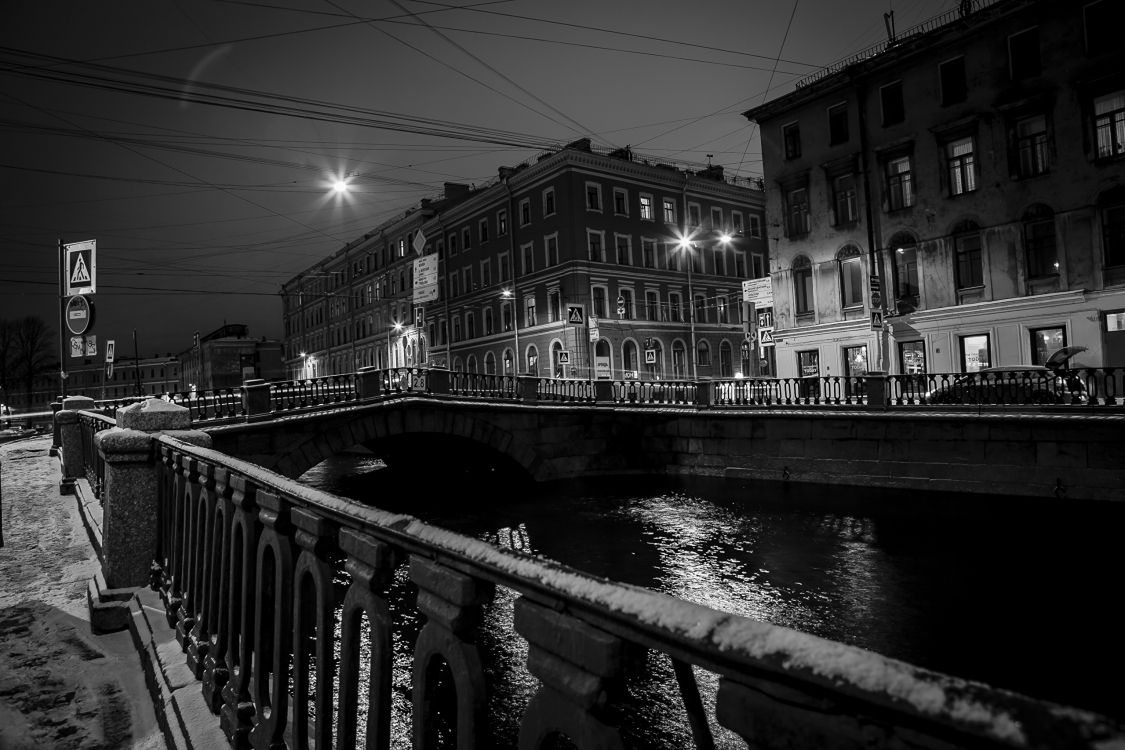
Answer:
[{"left": 0, "top": 436, "right": 164, "bottom": 750}]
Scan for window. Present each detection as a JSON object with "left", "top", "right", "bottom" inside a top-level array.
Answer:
[
  {"left": 1024, "top": 205, "right": 1058, "bottom": 278},
  {"left": 672, "top": 341, "right": 687, "bottom": 378},
  {"left": 479, "top": 218, "right": 490, "bottom": 243},
  {"left": 881, "top": 81, "right": 904, "bottom": 126},
  {"left": 713, "top": 248, "right": 726, "bottom": 276},
  {"left": 959, "top": 333, "right": 991, "bottom": 372},
  {"left": 736, "top": 253, "right": 747, "bottom": 278},
  {"left": 748, "top": 214, "right": 762, "bottom": 238},
  {"left": 719, "top": 341, "right": 733, "bottom": 377},
  {"left": 696, "top": 340, "right": 711, "bottom": 366},
  {"left": 613, "top": 188, "right": 628, "bottom": 215},
  {"left": 450, "top": 274, "right": 459, "bottom": 298},
  {"left": 462, "top": 227, "right": 472, "bottom": 250},
  {"left": 669, "top": 292, "right": 682, "bottom": 322},
  {"left": 793, "top": 256, "right": 813, "bottom": 315},
  {"left": 843, "top": 345, "right": 868, "bottom": 382},
  {"left": 1030, "top": 327, "right": 1066, "bottom": 366},
  {"left": 890, "top": 232, "right": 920, "bottom": 308},
  {"left": 716, "top": 295, "right": 729, "bottom": 324},
  {"left": 497, "top": 209, "right": 508, "bottom": 236},
  {"left": 946, "top": 136, "right": 977, "bottom": 195},
  {"left": 688, "top": 203, "right": 701, "bottom": 228},
  {"left": 620, "top": 289, "right": 634, "bottom": 319},
  {"left": 545, "top": 235, "right": 559, "bottom": 267},
  {"left": 642, "top": 238, "right": 656, "bottom": 268},
  {"left": 885, "top": 155, "right": 914, "bottom": 210},
  {"left": 448, "top": 232, "right": 458, "bottom": 255},
  {"left": 499, "top": 251, "right": 511, "bottom": 282},
  {"left": 797, "top": 349, "right": 819, "bottom": 378},
  {"left": 710, "top": 207, "right": 723, "bottom": 229},
  {"left": 502, "top": 301, "right": 513, "bottom": 332},
  {"left": 463, "top": 267, "right": 473, "bottom": 292},
  {"left": 592, "top": 286, "right": 608, "bottom": 318},
  {"left": 485, "top": 351, "right": 496, "bottom": 375},
  {"left": 521, "top": 243, "right": 535, "bottom": 275},
  {"left": 1085, "top": 1, "right": 1112, "bottom": 56},
  {"left": 1099, "top": 189, "right": 1125, "bottom": 269},
  {"left": 525, "top": 298, "right": 537, "bottom": 327},
  {"left": 615, "top": 234, "right": 631, "bottom": 265},
  {"left": 1014, "top": 114, "right": 1049, "bottom": 177},
  {"left": 1095, "top": 91, "right": 1125, "bottom": 159},
  {"left": 662, "top": 198, "right": 676, "bottom": 224},
  {"left": 838, "top": 245, "right": 863, "bottom": 307},
  {"left": 731, "top": 212, "right": 743, "bottom": 233},
  {"left": 940, "top": 56, "right": 967, "bottom": 106},
  {"left": 466, "top": 312, "right": 476, "bottom": 339},
  {"left": 586, "top": 182, "right": 602, "bottom": 211},
  {"left": 832, "top": 173, "right": 858, "bottom": 224},
  {"left": 785, "top": 187, "right": 810, "bottom": 236},
  {"left": 640, "top": 194, "right": 654, "bottom": 220},
  {"left": 519, "top": 199, "right": 531, "bottom": 226},
  {"left": 646, "top": 290, "right": 659, "bottom": 320},
  {"left": 899, "top": 341, "right": 926, "bottom": 375},
  {"left": 828, "top": 103, "right": 849, "bottom": 145},
  {"left": 543, "top": 188, "right": 556, "bottom": 216},
  {"left": 481, "top": 259, "right": 492, "bottom": 287},
  {"left": 588, "top": 231, "right": 605, "bottom": 262},
  {"left": 1008, "top": 27, "right": 1040, "bottom": 80},
  {"left": 955, "top": 223, "right": 984, "bottom": 289},
  {"left": 548, "top": 289, "right": 561, "bottom": 323},
  {"left": 484, "top": 307, "right": 494, "bottom": 335},
  {"left": 783, "top": 122, "right": 801, "bottom": 160}
]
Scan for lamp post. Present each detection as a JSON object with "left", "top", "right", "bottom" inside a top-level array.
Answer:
[
  {"left": 675, "top": 236, "right": 699, "bottom": 381},
  {"left": 388, "top": 321, "right": 402, "bottom": 369},
  {"left": 501, "top": 288, "right": 520, "bottom": 374}
]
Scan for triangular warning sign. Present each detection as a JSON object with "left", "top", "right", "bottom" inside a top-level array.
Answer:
[
  {"left": 70, "top": 254, "right": 91, "bottom": 285},
  {"left": 759, "top": 328, "right": 775, "bottom": 345},
  {"left": 567, "top": 305, "right": 584, "bottom": 324}
]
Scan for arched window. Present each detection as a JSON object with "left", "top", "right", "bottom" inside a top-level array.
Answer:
[
  {"left": 889, "top": 231, "right": 920, "bottom": 308},
  {"left": 1023, "top": 204, "right": 1057, "bottom": 278},
  {"left": 551, "top": 341, "right": 565, "bottom": 377},
  {"left": 466, "top": 354, "right": 478, "bottom": 374},
  {"left": 484, "top": 351, "right": 496, "bottom": 375},
  {"left": 671, "top": 340, "right": 687, "bottom": 378},
  {"left": 696, "top": 339, "right": 711, "bottom": 367},
  {"left": 952, "top": 220, "right": 983, "bottom": 289},
  {"left": 526, "top": 345, "right": 539, "bottom": 376},
  {"left": 792, "top": 256, "right": 813, "bottom": 314},
  {"left": 719, "top": 340, "right": 733, "bottom": 377},
  {"left": 837, "top": 244, "right": 863, "bottom": 307},
  {"left": 622, "top": 340, "right": 638, "bottom": 376},
  {"left": 502, "top": 348, "right": 514, "bottom": 374},
  {"left": 453, "top": 356, "right": 464, "bottom": 372}
]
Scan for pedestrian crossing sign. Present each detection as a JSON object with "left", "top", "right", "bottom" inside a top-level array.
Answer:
[
  {"left": 64, "top": 239, "right": 96, "bottom": 296},
  {"left": 567, "top": 305, "right": 584, "bottom": 325}
]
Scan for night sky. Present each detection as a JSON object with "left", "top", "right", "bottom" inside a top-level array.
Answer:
[{"left": 1, "top": 0, "right": 956, "bottom": 358}]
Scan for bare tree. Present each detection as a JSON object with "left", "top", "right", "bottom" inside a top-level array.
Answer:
[
  {"left": 0, "top": 318, "right": 13, "bottom": 404},
  {"left": 11, "top": 316, "right": 55, "bottom": 404}
]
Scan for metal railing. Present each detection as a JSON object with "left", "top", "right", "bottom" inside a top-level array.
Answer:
[
  {"left": 146, "top": 433, "right": 1121, "bottom": 749},
  {"left": 77, "top": 411, "right": 115, "bottom": 499},
  {"left": 270, "top": 374, "right": 356, "bottom": 411}
]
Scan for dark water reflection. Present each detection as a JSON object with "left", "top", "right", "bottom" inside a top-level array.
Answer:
[{"left": 301, "top": 454, "right": 1124, "bottom": 744}]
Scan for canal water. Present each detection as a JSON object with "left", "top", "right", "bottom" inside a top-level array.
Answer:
[{"left": 300, "top": 454, "right": 1123, "bottom": 746}]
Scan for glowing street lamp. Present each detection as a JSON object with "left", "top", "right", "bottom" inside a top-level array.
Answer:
[
  {"left": 675, "top": 234, "right": 700, "bottom": 381},
  {"left": 501, "top": 288, "right": 520, "bottom": 374},
  {"left": 388, "top": 321, "right": 403, "bottom": 368}
]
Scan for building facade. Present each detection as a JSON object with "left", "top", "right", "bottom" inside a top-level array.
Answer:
[
  {"left": 282, "top": 140, "right": 768, "bottom": 382},
  {"left": 64, "top": 355, "right": 182, "bottom": 401},
  {"left": 743, "top": 0, "right": 1125, "bottom": 380},
  {"left": 178, "top": 323, "right": 283, "bottom": 392}
]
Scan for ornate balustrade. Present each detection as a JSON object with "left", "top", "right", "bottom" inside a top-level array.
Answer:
[
  {"left": 77, "top": 410, "right": 115, "bottom": 499},
  {"left": 142, "top": 432, "right": 1122, "bottom": 749}
]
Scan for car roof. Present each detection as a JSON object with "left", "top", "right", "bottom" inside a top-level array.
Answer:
[{"left": 976, "top": 365, "right": 1050, "bottom": 372}]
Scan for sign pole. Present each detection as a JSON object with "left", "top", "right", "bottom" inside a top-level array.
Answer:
[{"left": 57, "top": 239, "right": 68, "bottom": 398}]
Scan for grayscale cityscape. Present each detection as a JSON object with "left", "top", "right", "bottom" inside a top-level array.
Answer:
[{"left": 1, "top": 0, "right": 1123, "bottom": 748}]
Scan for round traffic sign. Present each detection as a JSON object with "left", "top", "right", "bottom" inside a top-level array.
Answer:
[{"left": 65, "top": 294, "right": 94, "bottom": 335}]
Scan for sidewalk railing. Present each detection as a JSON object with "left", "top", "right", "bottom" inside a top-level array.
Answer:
[
  {"left": 145, "top": 432, "right": 1123, "bottom": 749},
  {"left": 77, "top": 411, "right": 115, "bottom": 500}
]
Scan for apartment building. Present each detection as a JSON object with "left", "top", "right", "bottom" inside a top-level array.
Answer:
[
  {"left": 282, "top": 139, "right": 768, "bottom": 381},
  {"left": 743, "top": 0, "right": 1125, "bottom": 380}
]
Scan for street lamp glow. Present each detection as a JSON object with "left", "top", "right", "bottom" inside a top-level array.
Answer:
[
  {"left": 330, "top": 177, "right": 351, "bottom": 195},
  {"left": 719, "top": 232, "right": 732, "bottom": 244}
]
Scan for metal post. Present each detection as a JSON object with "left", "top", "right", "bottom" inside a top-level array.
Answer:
[
  {"left": 57, "top": 239, "right": 68, "bottom": 399},
  {"left": 687, "top": 246, "right": 698, "bottom": 381},
  {"left": 132, "top": 328, "right": 142, "bottom": 396}
]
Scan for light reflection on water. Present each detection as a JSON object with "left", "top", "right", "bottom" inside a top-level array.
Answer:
[{"left": 299, "top": 454, "right": 1124, "bottom": 743}]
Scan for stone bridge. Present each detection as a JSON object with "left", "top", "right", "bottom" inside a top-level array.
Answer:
[{"left": 197, "top": 368, "right": 1125, "bottom": 501}]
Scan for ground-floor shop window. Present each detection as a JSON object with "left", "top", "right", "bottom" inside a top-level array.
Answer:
[
  {"left": 959, "top": 333, "right": 991, "bottom": 372},
  {"left": 1029, "top": 326, "right": 1066, "bottom": 366}
]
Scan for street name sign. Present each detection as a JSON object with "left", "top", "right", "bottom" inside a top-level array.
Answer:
[
  {"left": 64, "top": 239, "right": 96, "bottom": 296},
  {"left": 742, "top": 276, "right": 773, "bottom": 308},
  {"left": 412, "top": 254, "right": 439, "bottom": 303}
]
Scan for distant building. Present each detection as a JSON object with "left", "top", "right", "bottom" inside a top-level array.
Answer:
[
  {"left": 66, "top": 355, "right": 181, "bottom": 400},
  {"left": 743, "top": 0, "right": 1125, "bottom": 379},
  {"left": 178, "top": 324, "right": 283, "bottom": 392},
  {"left": 282, "top": 139, "right": 768, "bottom": 381}
]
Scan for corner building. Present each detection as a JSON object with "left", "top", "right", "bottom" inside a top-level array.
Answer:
[
  {"left": 743, "top": 0, "right": 1125, "bottom": 380},
  {"left": 282, "top": 139, "right": 767, "bottom": 382}
]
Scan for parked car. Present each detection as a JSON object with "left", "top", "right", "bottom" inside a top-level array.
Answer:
[{"left": 922, "top": 365, "right": 1087, "bottom": 405}]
